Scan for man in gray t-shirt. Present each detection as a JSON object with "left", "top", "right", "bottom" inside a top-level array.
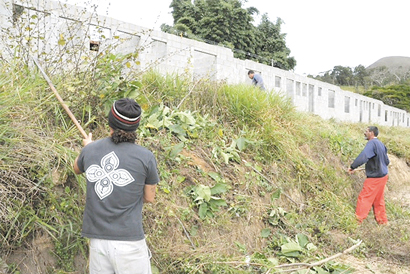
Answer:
[{"left": 74, "top": 98, "right": 159, "bottom": 274}]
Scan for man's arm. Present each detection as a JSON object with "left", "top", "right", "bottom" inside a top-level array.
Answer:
[
  {"left": 73, "top": 156, "right": 83, "bottom": 175},
  {"left": 73, "top": 133, "right": 92, "bottom": 175},
  {"left": 350, "top": 142, "right": 376, "bottom": 169},
  {"left": 143, "top": 184, "right": 157, "bottom": 203}
]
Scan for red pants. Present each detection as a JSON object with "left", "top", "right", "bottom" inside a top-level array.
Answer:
[{"left": 356, "top": 175, "right": 388, "bottom": 224}]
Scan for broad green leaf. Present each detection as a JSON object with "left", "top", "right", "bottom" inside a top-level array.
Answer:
[
  {"left": 206, "top": 210, "right": 214, "bottom": 218},
  {"left": 129, "top": 80, "right": 142, "bottom": 88},
  {"left": 236, "top": 137, "right": 247, "bottom": 151},
  {"left": 126, "top": 89, "right": 140, "bottom": 99},
  {"left": 297, "top": 270, "right": 316, "bottom": 274},
  {"left": 190, "top": 225, "right": 198, "bottom": 236},
  {"left": 297, "top": 233, "right": 309, "bottom": 248},
  {"left": 186, "top": 130, "right": 198, "bottom": 138},
  {"left": 261, "top": 228, "right": 271, "bottom": 238},
  {"left": 151, "top": 265, "right": 160, "bottom": 274},
  {"left": 281, "top": 241, "right": 303, "bottom": 257},
  {"left": 268, "top": 218, "right": 279, "bottom": 226},
  {"left": 252, "top": 252, "right": 266, "bottom": 259},
  {"left": 306, "top": 242, "right": 317, "bottom": 251},
  {"left": 313, "top": 267, "right": 329, "bottom": 274},
  {"left": 198, "top": 203, "right": 208, "bottom": 219},
  {"left": 208, "top": 172, "right": 222, "bottom": 182},
  {"left": 282, "top": 251, "right": 300, "bottom": 258},
  {"left": 271, "top": 189, "right": 281, "bottom": 200},
  {"left": 169, "top": 124, "right": 186, "bottom": 136},
  {"left": 278, "top": 207, "right": 286, "bottom": 216},
  {"left": 169, "top": 142, "right": 184, "bottom": 158},
  {"left": 175, "top": 111, "right": 196, "bottom": 125},
  {"left": 210, "top": 182, "right": 228, "bottom": 195},
  {"left": 267, "top": 257, "right": 279, "bottom": 266},
  {"left": 209, "top": 198, "right": 227, "bottom": 207},
  {"left": 221, "top": 152, "right": 230, "bottom": 164},
  {"left": 176, "top": 175, "right": 186, "bottom": 183},
  {"left": 195, "top": 185, "right": 211, "bottom": 202},
  {"left": 145, "top": 123, "right": 158, "bottom": 131}
]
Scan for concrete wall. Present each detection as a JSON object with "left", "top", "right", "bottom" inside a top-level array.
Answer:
[{"left": 2, "top": 0, "right": 409, "bottom": 128}]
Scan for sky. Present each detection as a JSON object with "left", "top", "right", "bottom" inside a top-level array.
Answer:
[{"left": 61, "top": 0, "right": 410, "bottom": 76}]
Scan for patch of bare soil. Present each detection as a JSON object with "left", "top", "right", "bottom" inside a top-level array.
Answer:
[
  {"left": 3, "top": 232, "right": 87, "bottom": 274},
  {"left": 340, "top": 254, "right": 410, "bottom": 274},
  {"left": 385, "top": 154, "right": 410, "bottom": 209},
  {"left": 3, "top": 233, "right": 56, "bottom": 274}
]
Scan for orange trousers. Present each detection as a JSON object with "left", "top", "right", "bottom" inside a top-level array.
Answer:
[{"left": 356, "top": 175, "right": 388, "bottom": 224}]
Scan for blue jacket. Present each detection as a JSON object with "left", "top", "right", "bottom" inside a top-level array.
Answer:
[
  {"left": 351, "top": 138, "right": 389, "bottom": 178},
  {"left": 252, "top": 74, "right": 265, "bottom": 90}
]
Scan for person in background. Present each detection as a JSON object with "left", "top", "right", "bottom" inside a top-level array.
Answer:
[
  {"left": 74, "top": 98, "right": 159, "bottom": 274},
  {"left": 347, "top": 126, "right": 389, "bottom": 225},
  {"left": 248, "top": 70, "right": 266, "bottom": 90}
]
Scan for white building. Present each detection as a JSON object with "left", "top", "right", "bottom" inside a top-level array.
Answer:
[{"left": 1, "top": 0, "right": 409, "bottom": 127}]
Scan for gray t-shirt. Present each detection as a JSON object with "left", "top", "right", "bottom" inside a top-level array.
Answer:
[{"left": 76, "top": 137, "right": 159, "bottom": 241}]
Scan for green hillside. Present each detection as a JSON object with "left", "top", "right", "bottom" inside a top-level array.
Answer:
[{"left": 1, "top": 57, "right": 410, "bottom": 273}]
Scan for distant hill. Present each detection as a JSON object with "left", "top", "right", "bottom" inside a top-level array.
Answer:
[{"left": 367, "top": 56, "right": 410, "bottom": 70}]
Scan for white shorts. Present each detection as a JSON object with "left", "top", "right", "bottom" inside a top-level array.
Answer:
[{"left": 89, "top": 238, "right": 152, "bottom": 274}]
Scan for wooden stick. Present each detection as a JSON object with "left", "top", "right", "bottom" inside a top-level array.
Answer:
[
  {"left": 175, "top": 216, "right": 196, "bottom": 250},
  {"left": 32, "top": 57, "right": 88, "bottom": 139},
  {"left": 275, "top": 239, "right": 362, "bottom": 270}
]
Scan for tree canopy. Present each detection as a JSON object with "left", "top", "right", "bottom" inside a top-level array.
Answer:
[
  {"left": 162, "top": 0, "right": 296, "bottom": 70},
  {"left": 364, "top": 85, "right": 410, "bottom": 112}
]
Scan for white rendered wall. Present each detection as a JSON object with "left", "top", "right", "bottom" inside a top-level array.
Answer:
[{"left": 1, "top": 0, "right": 409, "bottom": 127}]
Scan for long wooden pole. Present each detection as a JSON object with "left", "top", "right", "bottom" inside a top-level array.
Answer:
[{"left": 32, "top": 57, "right": 88, "bottom": 139}]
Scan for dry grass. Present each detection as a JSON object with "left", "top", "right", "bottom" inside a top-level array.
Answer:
[{"left": 1, "top": 63, "right": 410, "bottom": 273}]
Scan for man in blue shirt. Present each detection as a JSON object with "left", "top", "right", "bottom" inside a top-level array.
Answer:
[
  {"left": 347, "top": 126, "right": 389, "bottom": 225},
  {"left": 248, "top": 70, "right": 266, "bottom": 90}
]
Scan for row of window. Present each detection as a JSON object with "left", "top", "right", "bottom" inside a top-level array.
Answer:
[{"left": 284, "top": 78, "right": 408, "bottom": 123}]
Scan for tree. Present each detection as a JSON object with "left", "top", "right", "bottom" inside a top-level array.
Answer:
[
  {"left": 330, "top": 66, "right": 353, "bottom": 86},
  {"left": 168, "top": 0, "right": 199, "bottom": 35},
  {"left": 353, "top": 65, "right": 369, "bottom": 87},
  {"left": 162, "top": 0, "right": 296, "bottom": 70},
  {"left": 368, "top": 66, "right": 393, "bottom": 86},
  {"left": 255, "top": 14, "right": 295, "bottom": 70},
  {"left": 364, "top": 85, "right": 410, "bottom": 112}
]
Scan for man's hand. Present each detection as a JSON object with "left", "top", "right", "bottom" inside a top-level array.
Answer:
[
  {"left": 83, "top": 133, "right": 93, "bottom": 147},
  {"left": 347, "top": 167, "right": 355, "bottom": 175}
]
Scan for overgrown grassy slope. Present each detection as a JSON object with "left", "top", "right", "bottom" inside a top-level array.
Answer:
[{"left": 1, "top": 59, "right": 410, "bottom": 273}]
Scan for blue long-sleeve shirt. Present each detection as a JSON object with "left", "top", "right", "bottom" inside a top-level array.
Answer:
[
  {"left": 252, "top": 74, "right": 266, "bottom": 90},
  {"left": 350, "top": 138, "right": 389, "bottom": 178}
]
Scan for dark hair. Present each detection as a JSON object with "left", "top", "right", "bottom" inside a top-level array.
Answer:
[
  {"left": 248, "top": 70, "right": 254, "bottom": 75},
  {"left": 368, "top": 126, "right": 379, "bottom": 137},
  {"left": 111, "top": 129, "right": 137, "bottom": 144}
]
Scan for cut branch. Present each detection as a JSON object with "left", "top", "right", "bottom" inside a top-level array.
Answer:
[{"left": 275, "top": 239, "right": 362, "bottom": 270}]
